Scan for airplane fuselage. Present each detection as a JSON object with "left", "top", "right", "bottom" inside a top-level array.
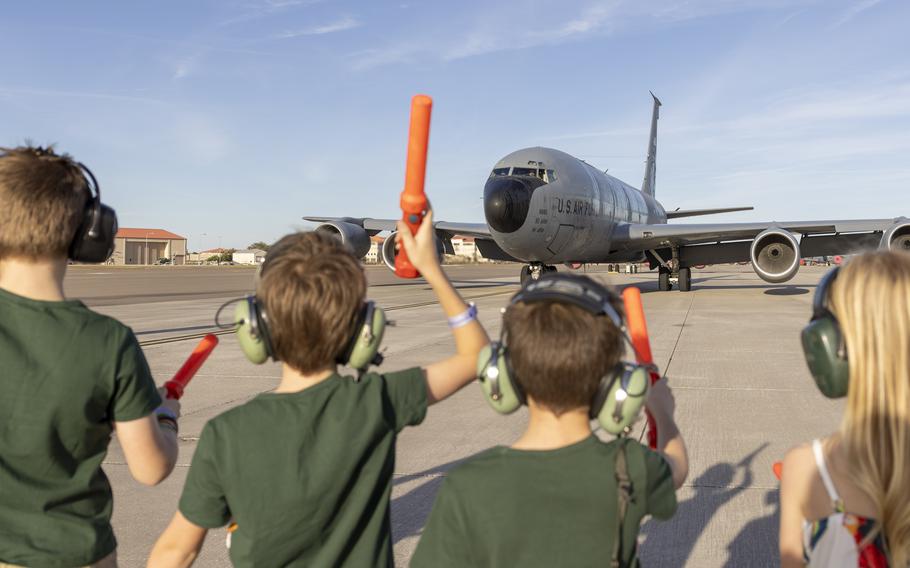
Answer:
[{"left": 484, "top": 147, "right": 667, "bottom": 263}]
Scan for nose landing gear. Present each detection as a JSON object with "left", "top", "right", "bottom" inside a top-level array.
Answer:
[{"left": 520, "top": 263, "right": 557, "bottom": 286}]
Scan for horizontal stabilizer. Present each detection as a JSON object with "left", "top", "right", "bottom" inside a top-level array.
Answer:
[{"left": 666, "top": 206, "right": 753, "bottom": 219}]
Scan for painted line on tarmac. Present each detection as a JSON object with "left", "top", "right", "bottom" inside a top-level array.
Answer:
[{"left": 138, "top": 285, "right": 521, "bottom": 348}]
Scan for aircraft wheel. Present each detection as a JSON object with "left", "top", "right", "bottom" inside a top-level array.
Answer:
[
  {"left": 658, "top": 269, "right": 671, "bottom": 291},
  {"left": 679, "top": 267, "right": 692, "bottom": 292},
  {"left": 520, "top": 265, "right": 532, "bottom": 286}
]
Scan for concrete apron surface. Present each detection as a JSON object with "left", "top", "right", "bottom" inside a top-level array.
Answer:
[{"left": 70, "top": 264, "right": 840, "bottom": 567}]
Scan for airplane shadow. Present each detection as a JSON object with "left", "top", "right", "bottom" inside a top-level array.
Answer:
[{"left": 764, "top": 287, "right": 810, "bottom": 296}]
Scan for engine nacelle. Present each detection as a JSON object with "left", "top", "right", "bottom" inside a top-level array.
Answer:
[
  {"left": 314, "top": 221, "right": 371, "bottom": 259},
  {"left": 750, "top": 228, "right": 800, "bottom": 283},
  {"left": 380, "top": 231, "right": 444, "bottom": 273},
  {"left": 880, "top": 220, "right": 910, "bottom": 252}
]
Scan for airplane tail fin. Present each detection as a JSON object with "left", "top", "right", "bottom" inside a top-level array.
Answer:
[{"left": 641, "top": 92, "right": 661, "bottom": 198}]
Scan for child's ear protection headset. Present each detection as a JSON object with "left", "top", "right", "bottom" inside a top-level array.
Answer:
[
  {"left": 477, "top": 274, "right": 650, "bottom": 436},
  {"left": 226, "top": 259, "right": 386, "bottom": 376},
  {"left": 68, "top": 163, "right": 118, "bottom": 264},
  {"left": 0, "top": 148, "right": 119, "bottom": 263},
  {"left": 801, "top": 266, "right": 849, "bottom": 398}
]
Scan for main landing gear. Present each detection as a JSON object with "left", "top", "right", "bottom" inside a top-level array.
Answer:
[
  {"left": 652, "top": 248, "right": 692, "bottom": 292},
  {"left": 520, "top": 263, "right": 557, "bottom": 286}
]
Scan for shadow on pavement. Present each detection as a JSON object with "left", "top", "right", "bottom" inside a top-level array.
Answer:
[
  {"left": 391, "top": 457, "right": 472, "bottom": 544},
  {"left": 640, "top": 443, "right": 769, "bottom": 566},
  {"left": 764, "top": 287, "right": 810, "bottom": 296},
  {"left": 725, "top": 489, "right": 780, "bottom": 568}
]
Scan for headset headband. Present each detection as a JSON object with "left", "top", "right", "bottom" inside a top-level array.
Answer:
[
  {"left": 811, "top": 266, "right": 840, "bottom": 321},
  {"left": 76, "top": 162, "right": 103, "bottom": 238},
  {"left": 511, "top": 274, "right": 623, "bottom": 329}
]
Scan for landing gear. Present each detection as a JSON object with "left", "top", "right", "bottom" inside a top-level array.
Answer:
[
  {"left": 520, "top": 263, "right": 556, "bottom": 286},
  {"left": 678, "top": 267, "right": 691, "bottom": 292},
  {"left": 651, "top": 246, "right": 693, "bottom": 292},
  {"left": 658, "top": 267, "right": 672, "bottom": 291}
]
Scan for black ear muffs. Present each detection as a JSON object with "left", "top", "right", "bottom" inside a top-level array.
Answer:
[
  {"left": 801, "top": 267, "right": 850, "bottom": 398},
  {"left": 68, "top": 164, "right": 117, "bottom": 264}
]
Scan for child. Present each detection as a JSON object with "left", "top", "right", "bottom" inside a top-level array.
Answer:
[
  {"left": 0, "top": 146, "right": 180, "bottom": 567},
  {"left": 148, "top": 211, "right": 489, "bottom": 567},
  {"left": 411, "top": 274, "right": 689, "bottom": 567},
  {"left": 780, "top": 251, "right": 910, "bottom": 566}
]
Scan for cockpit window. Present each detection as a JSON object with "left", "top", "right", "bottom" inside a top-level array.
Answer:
[
  {"left": 490, "top": 165, "right": 557, "bottom": 183},
  {"left": 510, "top": 167, "right": 535, "bottom": 177}
]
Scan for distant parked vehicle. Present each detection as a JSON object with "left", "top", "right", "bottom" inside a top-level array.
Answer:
[{"left": 156, "top": 258, "right": 171, "bottom": 265}]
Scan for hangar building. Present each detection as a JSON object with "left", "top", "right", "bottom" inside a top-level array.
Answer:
[{"left": 112, "top": 228, "right": 187, "bottom": 265}]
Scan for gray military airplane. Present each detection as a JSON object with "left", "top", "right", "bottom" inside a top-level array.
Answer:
[{"left": 305, "top": 94, "right": 909, "bottom": 291}]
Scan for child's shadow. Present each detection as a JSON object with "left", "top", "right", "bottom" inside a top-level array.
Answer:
[
  {"left": 639, "top": 443, "right": 768, "bottom": 566},
  {"left": 725, "top": 489, "right": 780, "bottom": 567}
]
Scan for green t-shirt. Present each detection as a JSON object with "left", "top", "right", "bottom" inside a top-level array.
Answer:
[
  {"left": 0, "top": 287, "right": 161, "bottom": 567},
  {"left": 411, "top": 435, "right": 677, "bottom": 568},
  {"left": 179, "top": 367, "right": 427, "bottom": 567}
]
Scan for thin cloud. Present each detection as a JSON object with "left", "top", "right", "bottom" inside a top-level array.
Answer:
[
  {"left": 274, "top": 17, "right": 362, "bottom": 39},
  {"left": 445, "top": 4, "right": 615, "bottom": 60},
  {"left": 217, "top": 0, "right": 325, "bottom": 27},
  {"left": 0, "top": 86, "right": 165, "bottom": 105},
  {"left": 350, "top": 0, "right": 817, "bottom": 70},
  {"left": 830, "top": 0, "right": 882, "bottom": 28}
]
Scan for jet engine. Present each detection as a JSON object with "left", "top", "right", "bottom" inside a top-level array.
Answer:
[
  {"left": 750, "top": 228, "right": 800, "bottom": 283},
  {"left": 314, "top": 221, "right": 371, "bottom": 259},
  {"left": 880, "top": 220, "right": 910, "bottom": 252},
  {"left": 380, "top": 231, "right": 444, "bottom": 272}
]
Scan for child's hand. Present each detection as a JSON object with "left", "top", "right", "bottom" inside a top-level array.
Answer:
[
  {"left": 157, "top": 387, "right": 182, "bottom": 419},
  {"left": 396, "top": 209, "right": 440, "bottom": 278},
  {"left": 645, "top": 377, "right": 675, "bottom": 420}
]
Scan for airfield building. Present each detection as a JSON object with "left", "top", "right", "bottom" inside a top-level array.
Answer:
[
  {"left": 112, "top": 228, "right": 187, "bottom": 265},
  {"left": 233, "top": 249, "right": 267, "bottom": 265}
]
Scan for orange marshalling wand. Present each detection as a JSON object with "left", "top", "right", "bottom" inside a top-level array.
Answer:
[
  {"left": 621, "top": 287, "right": 660, "bottom": 449},
  {"left": 164, "top": 334, "right": 219, "bottom": 400},
  {"left": 395, "top": 94, "right": 433, "bottom": 279}
]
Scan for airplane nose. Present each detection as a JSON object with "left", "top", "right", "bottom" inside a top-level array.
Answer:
[{"left": 484, "top": 176, "right": 538, "bottom": 233}]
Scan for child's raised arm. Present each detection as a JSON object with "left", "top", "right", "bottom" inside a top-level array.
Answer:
[
  {"left": 644, "top": 378, "right": 689, "bottom": 488},
  {"left": 396, "top": 211, "right": 490, "bottom": 404}
]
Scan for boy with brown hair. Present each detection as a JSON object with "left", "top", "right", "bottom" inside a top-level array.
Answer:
[
  {"left": 411, "top": 274, "right": 689, "bottom": 568},
  {"left": 149, "top": 211, "right": 489, "bottom": 567},
  {"left": 0, "top": 146, "right": 181, "bottom": 567}
]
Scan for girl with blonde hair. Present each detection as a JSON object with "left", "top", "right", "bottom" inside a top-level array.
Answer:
[{"left": 781, "top": 250, "right": 910, "bottom": 567}]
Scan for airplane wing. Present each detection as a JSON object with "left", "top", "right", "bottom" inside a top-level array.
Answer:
[
  {"left": 302, "top": 216, "right": 491, "bottom": 238},
  {"left": 612, "top": 217, "right": 906, "bottom": 265}
]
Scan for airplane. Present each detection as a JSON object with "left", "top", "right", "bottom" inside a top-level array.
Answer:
[{"left": 304, "top": 94, "right": 910, "bottom": 291}]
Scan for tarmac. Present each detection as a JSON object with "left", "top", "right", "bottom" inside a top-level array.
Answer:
[{"left": 64, "top": 262, "right": 843, "bottom": 567}]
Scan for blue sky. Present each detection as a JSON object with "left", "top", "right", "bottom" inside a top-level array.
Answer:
[{"left": 1, "top": 0, "right": 907, "bottom": 251}]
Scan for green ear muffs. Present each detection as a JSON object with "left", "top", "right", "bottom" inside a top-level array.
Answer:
[
  {"left": 235, "top": 296, "right": 273, "bottom": 365},
  {"left": 591, "top": 364, "right": 650, "bottom": 435},
  {"left": 341, "top": 301, "right": 386, "bottom": 373},
  {"left": 801, "top": 267, "right": 850, "bottom": 398},
  {"left": 477, "top": 343, "right": 525, "bottom": 414},
  {"left": 233, "top": 298, "right": 386, "bottom": 374}
]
